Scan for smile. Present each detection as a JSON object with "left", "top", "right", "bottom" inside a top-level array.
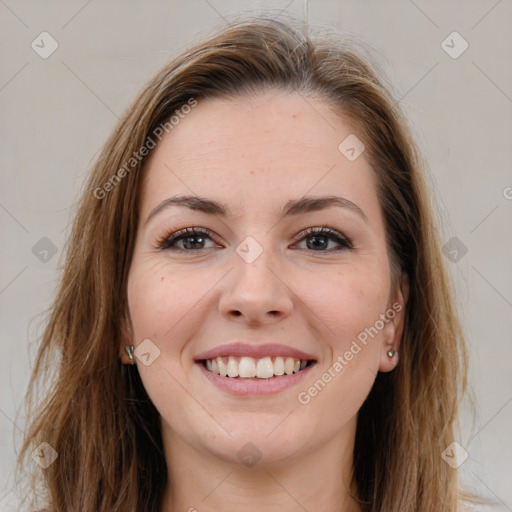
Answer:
[{"left": 202, "top": 356, "right": 315, "bottom": 379}]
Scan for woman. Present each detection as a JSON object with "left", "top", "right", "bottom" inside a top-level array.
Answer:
[{"left": 16, "top": 15, "right": 486, "bottom": 512}]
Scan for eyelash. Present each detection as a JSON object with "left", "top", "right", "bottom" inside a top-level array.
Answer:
[{"left": 156, "top": 225, "right": 353, "bottom": 253}]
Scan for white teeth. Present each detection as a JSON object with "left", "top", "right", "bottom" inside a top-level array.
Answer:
[
  {"left": 227, "top": 356, "right": 238, "bottom": 378},
  {"left": 284, "top": 357, "right": 295, "bottom": 375},
  {"left": 203, "top": 356, "right": 311, "bottom": 379},
  {"left": 239, "top": 356, "right": 256, "bottom": 378},
  {"left": 273, "top": 356, "right": 285, "bottom": 375},
  {"left": 217, "top": 356, "right": 227, "bottom": 377},
  {"left": 256, "top": 357, "right": 274, "bottom": 378}
]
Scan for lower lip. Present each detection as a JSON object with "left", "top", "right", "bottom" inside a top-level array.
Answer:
[{"left": 196, "top": 361, "right": 316, "bottom": 397}]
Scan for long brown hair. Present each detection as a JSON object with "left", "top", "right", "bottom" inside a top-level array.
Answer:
[{"left": 16, "top": 14, "right": 478, "bottom": 512}]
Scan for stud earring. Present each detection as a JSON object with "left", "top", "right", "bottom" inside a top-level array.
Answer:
[
  {"left": 125, "top": 345, "right": 135, "bottom": 362},
  {"left": 387, "top": 348, "right": 396, "bottom": 358}
]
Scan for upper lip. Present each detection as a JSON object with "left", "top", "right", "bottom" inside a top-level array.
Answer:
[{"left": 194, "top": 342, "right": 317, "bottom": 362}]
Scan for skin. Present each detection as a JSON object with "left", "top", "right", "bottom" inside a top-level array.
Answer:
[{"left": 120, "top": 91, "right": 408, "bottom": 512}]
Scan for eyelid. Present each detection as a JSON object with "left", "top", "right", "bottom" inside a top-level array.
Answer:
[
  {"left": 292, "top": 225, "right": 353, "bottom": 249},
  {"left": 155, "top": 227, "right": 221, "bottom": 251},
  {"left": 156, "top": 225, "right": 353, "bottom": 252}
]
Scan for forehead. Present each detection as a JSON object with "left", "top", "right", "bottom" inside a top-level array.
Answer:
[{"left": 140, "top": 91, "right": 379, "bottom": 220}]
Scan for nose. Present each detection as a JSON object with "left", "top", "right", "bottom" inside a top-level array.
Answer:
[{"left": 218, "top": 248, "right": 294, "bottom": 326}]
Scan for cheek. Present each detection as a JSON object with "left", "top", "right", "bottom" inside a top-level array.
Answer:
[
  {"left": 126, "top": 262, "right": 203, "bottom": 416},
  {"left": 293, "top": 269, "right": 388, "bottom": 433},
  {"left": 127, "top": 260, "right": 204, "bottom": 341},
  {"left": 295, "top": 263, "right": 390, "bottom": 348}
]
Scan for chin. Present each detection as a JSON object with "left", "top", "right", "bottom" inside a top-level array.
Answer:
[{"left": 198, "top": 420, "right": 309, "bottom": 468}]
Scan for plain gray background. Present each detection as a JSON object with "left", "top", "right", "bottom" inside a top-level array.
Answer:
[{"left": 1, "top": 0, "right": 511, "bottom": 510}]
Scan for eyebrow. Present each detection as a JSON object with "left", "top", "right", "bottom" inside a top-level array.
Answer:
[{"left": 145, "top": 194, "right": 369, "bottom": 225}]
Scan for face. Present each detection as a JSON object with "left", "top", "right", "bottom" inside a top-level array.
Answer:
[{"left": 122, "top": 91, "right": 407, "bottom": 468}]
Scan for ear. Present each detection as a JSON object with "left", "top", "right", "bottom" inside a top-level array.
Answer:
[
  {"left": 119, "top": 313, "right": 135, "bottom": 365},
  {"left": 379, "top": 273, "right": 409, "bottom": 373}
]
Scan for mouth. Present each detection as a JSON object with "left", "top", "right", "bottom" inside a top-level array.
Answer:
[{"left": 199, "top": 356, "right": 317, "bottom": 380}]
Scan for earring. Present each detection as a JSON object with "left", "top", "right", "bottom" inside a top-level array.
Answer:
[
  {"left": 125, "top": 345, "right": 135, "bottom": 363},
  {"left": 387, "top": 348, "right": 396, "bottom": 358}
]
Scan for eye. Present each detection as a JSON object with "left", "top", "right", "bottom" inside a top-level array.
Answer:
[
  {"left": 156, "top": 225, "right": 353, "bottom": 253},
  {"left": 292, "top": 226, "right": 353, "bottom": 252},
  {"left": 157, "top": 227, "right": 220, "bottom": 252}
]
